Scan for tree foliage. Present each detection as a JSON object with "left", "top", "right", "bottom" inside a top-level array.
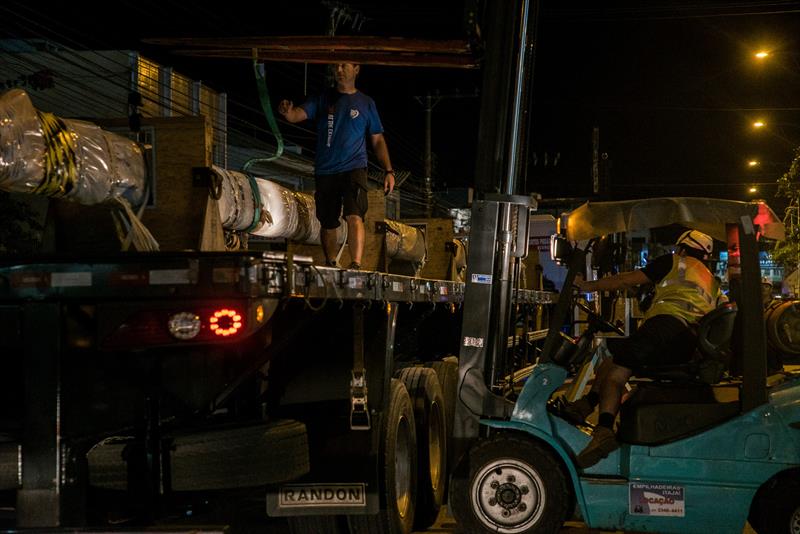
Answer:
[{"left": 771, "top": 147, "right": 800, "bottom": 272}]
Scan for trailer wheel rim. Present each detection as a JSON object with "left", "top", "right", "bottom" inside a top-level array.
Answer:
[
  {"left": 471, "top": 458, "right": 545, "bottom": 533},
  {"left": 395, "top": 414, "right": 412, "bottom": 519},
  {"left": 791, "top": 504, "right": 800, "bottom": 534},
  {"left": 428, "top": 400, "right": 443, "bottom": 492}
]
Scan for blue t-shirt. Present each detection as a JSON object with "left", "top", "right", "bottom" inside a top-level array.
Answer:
[{"left": 301, "top": 90, "right": 384, "bottom": 175}]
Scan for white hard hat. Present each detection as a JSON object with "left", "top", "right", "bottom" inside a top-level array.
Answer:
[{"left": 675, "top": 229, "right": 713, "bottom": 255}]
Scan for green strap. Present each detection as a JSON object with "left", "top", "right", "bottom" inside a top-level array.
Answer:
[
  {"left": 244, "top": 172, "right": 263, "bottom": 233},
  {"left": 243, "top": 58, "right": 284, "bottom": 173}
]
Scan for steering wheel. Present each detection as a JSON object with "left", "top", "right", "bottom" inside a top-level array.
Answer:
[{"left": 575, "top": 300, "right": 626, "bottom": 336}]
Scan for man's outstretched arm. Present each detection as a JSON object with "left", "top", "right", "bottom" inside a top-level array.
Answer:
[{"left": 278, "top": 100, "right": 308, "bottom": 123}]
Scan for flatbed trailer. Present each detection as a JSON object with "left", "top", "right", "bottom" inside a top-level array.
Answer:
[
  {"left": 0, "top": 1, "right": 550, "bottom": 529},
  {"left": 0, "top": 249, "right": 553, "bottom": 530}
]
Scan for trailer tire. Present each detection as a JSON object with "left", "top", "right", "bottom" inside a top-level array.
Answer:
[
  {"left": 171, "top": 419, "right": 308, "bottom": 491},
  {"left": 450, "top": 433, "right": 570, "bottom": 534},
  {"left": 87, "top": 420, "right": 309, "bottom": 491},
  {"left": 0, "top": 441, "right": 20, "bottom": 490},
  {"left": 348, "top": 379, "right": 417, "bottom": 534},
  {"left": 397, "top": 367, "right": 447, "bottom": 529},
  {"left": 427, "top": 357, "right": 458, "bottom": 497}
]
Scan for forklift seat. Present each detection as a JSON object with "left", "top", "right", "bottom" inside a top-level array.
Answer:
[
  {"left": 635, "top": 303, "right": 737, "bottom": 384},
  {"left": 618, "top": 304, "right": 740, "bottom": 445}
]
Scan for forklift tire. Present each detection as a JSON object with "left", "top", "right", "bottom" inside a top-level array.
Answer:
[
  {"left": 450, "top": 433, "right": 570, "bottom": 534},
  {"left": 348, "top": 379, "right": 417, "bottom": 534},
  {"left": 749, "top": 473, "right": 800, "bottom": 534},
  {"left": 87, "top": 419, "right": 309, "bottom": 491},
  {"left": 397, "top": 367, "right": 447, "bottom": 529},
  {"left": 427, "top": 357, "right": 458, "bottom": 497}
]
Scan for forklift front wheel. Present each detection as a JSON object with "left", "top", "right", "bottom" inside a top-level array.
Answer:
[
  {"left": 749, "top": 474, "right": 800, "bottom": 534},
  {"left": 450, "top": 433, "right": 570, "bottom": 534}
]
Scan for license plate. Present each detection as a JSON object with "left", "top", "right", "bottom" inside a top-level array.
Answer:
[{"left": 278, "top": 484, "right": 366, "bottom": 508}]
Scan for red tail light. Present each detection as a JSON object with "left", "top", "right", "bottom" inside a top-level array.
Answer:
[
  {"left": 209, "top": 308, "right": 243, "bottom": 337},
  {"left": 101, "top": 302, "right": 255, "bottom": 350}
]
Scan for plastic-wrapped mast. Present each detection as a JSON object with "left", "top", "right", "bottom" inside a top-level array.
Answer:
[
  {"left": 214, "top": 166, "right": 344, "bottom": 245},
  {"left": 215, "top": 167, "right": 427, "bottom": 262},
  {"left": 0, "top": 90, "right": 423, "bottom": 257},
  {"left": 0, "top": 89, "right": 146, "bottom": 206}
]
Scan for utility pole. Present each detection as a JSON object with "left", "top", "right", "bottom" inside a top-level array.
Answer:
[
  {"left": 592, "top": 126, "right": 600, "bottom": 194},
  {"left": 422, "top": 92, "right": 437, "bottom": 217},
  {"left": 414, "top": 89, "right": 479, "bottom": 217}
]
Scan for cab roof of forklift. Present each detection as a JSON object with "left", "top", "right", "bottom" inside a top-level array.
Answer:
[{"left": 563, "top": 197, "right": 784, "bottom": 242}]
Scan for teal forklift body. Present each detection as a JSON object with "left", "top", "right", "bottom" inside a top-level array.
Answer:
[{"left": 482, "top": 363, "right": 800, "bottom": 533}]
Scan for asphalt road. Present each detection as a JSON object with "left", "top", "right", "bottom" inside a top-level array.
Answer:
[
  {"left": 415, "top": 507, "right": 602, "bottom": 533},
  {"left": 417, "top": 506, "right": 759, "bottom": 533}
]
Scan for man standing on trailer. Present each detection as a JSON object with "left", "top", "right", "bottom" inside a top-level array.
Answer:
[{"left": 278, "top": 62, "right": 395, "bottom": 270}]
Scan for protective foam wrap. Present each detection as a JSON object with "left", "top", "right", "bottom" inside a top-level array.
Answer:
[{"left": 0, "top": 89, "right": 145, "bottom": 205}]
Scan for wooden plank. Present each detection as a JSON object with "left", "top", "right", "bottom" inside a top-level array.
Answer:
[
  {"left": 143, "top": 35, "right": 472, "bottom": 54},
  {"left": 173, "top": 49, "right": 478, "bottom": 69}
]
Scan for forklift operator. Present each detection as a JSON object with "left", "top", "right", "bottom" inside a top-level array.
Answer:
[{"left": 563, "top": 229, "right": 728, "bottom": 467}]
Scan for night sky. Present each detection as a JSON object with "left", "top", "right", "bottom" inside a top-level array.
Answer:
[{"left": 2, "top": 0, "right": 800, "bottom": 211}]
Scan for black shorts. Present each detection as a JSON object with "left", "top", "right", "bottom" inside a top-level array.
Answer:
[
  {"left": 314, "top": 168, "right": 369, "bottom": 229},
  {"left": 606, "top": 314, "right": 697, "bottom": 372}
]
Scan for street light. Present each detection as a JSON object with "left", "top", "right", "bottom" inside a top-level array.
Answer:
[
  {"left": 749, "top": 120, "right": 800, "bottom": 131},
  {"left": 748, "top": 185, "right": 759, "bottom": 194},
  {"left": 748, "top": 119, "right": 800, "bottom": 149},
  {"left": 751, "top": 48, "right": 800, "bottom": 70},
  {"left": 748, "top": 160, "right": 760, "bottom": 167}
]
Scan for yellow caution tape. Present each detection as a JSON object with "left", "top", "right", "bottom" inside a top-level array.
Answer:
[{"left": 33, "top": 111, "right": 77, "bottom": 197}]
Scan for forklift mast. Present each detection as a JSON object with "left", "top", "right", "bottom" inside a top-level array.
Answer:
[{"left": 454, "top": 0, "right": 541, "bottom": 448}]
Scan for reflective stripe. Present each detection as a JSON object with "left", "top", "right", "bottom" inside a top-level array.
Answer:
[
  {"left": 659, "top": 257, "right": 715, "bottom": 305},
  {"left": 660, "top": 278, "right": 715, "bottom": 305},
  {"left": 652, "top": 298, "right": 707, "bottom": 314}
]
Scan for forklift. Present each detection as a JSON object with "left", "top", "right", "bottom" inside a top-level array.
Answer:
[{"left": 449, "top": 197, "right": 800, "bottom": 533}]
